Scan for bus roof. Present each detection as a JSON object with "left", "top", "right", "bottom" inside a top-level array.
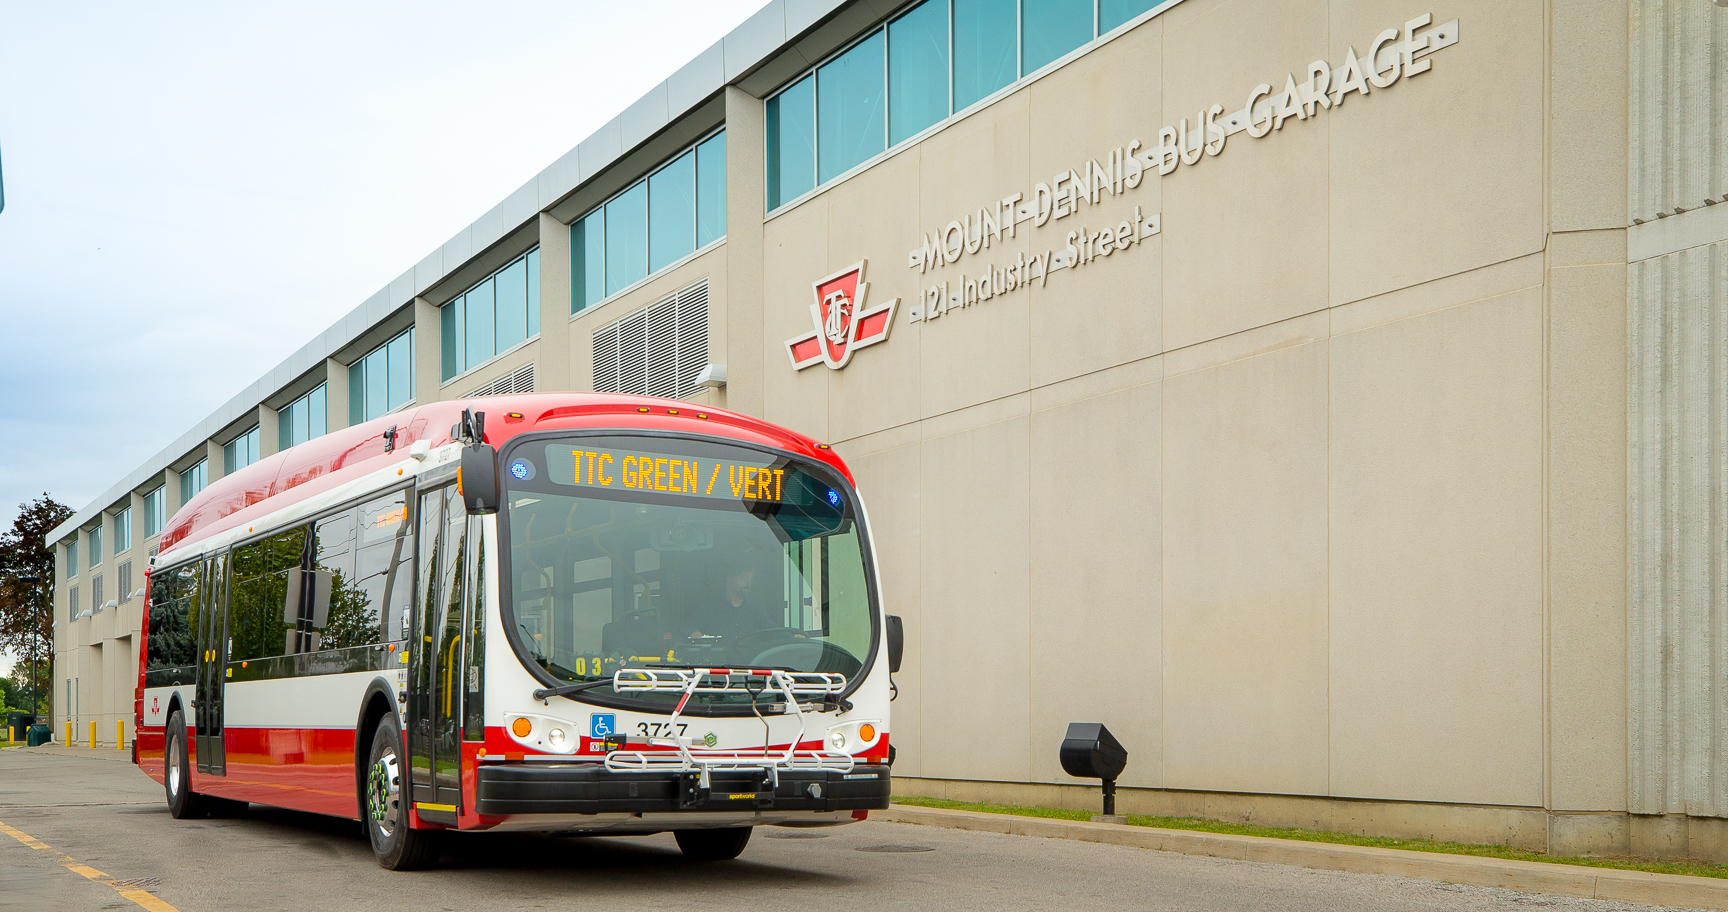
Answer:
[{"left": 157, "top": 393, "right": 850, "bottom": 562}]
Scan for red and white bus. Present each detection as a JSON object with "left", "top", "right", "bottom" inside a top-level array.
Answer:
[{"left": 134, "top": 394, "right": 898, "bottom": 869}]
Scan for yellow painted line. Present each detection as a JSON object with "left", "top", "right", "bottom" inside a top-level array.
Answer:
[{"left": 0, "top": 818, "right": 181, "bottom": 912}]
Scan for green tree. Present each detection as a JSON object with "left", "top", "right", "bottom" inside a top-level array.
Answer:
[{"left": 0, "top": 495, "right": 70, "bottom": 717}]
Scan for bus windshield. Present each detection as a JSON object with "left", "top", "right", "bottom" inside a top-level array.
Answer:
[{"left": 500, "top": 434, "right": 875, "bottom": 708}]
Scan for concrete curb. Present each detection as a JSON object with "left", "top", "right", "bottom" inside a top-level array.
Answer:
[
  {"left": 0, "top": 744, "right": 131, "bottom": 762},
  {"left": 878, "top": 805, "right": 1728, "bottom": 911}
]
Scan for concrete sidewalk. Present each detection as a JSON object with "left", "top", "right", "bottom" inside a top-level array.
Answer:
[{"left": 879, "top": 804, "right": 1728, "bottom": 911}]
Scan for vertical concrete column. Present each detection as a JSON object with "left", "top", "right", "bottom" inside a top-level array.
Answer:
[
  {"left": 537, "top": 212, "right": 573, "bottom": 392},
  {"left": 326, "top": 358, "right": 352, "bottom": 433},
  {"left": 723, "top": 85, "right": 766, "bottom": 417},
  {"left": 126, "top": 489, "right": 146, "bottom": 602},
  {"left": 204, "top": 440, "right": 225, "bottom": 484},
  {"left": 257, "top": 405, "right": 280, "bottom": 458},
  {"left": 414, "top": 296, "right": 442, "bottom": 407},
  {"left": 162, "top": 467, "right": 182, "bottom": 517}
]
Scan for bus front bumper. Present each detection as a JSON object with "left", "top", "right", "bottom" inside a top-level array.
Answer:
[{"left": 474, "top": 762, "right": 892, "bottom": 816}]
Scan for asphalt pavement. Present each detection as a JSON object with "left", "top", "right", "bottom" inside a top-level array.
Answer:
[{"left": 0, "top": 745, "right": 1712, "bottom": 912}]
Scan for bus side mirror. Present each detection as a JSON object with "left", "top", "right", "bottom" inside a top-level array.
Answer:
[
  {"left": 886, "top": 614, "right": 904, "bottom": 673},
  {"left": 459, "top": 444, "right": 500, "bottom": 514}
]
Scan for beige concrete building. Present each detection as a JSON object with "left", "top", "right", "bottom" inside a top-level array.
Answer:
[{"left": 47, "top": 0, "right": 1728, "bottom": 861}]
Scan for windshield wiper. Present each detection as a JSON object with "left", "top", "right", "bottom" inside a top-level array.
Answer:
[{"left": 532, "top": 680, "right": 614, "bottom": 702}]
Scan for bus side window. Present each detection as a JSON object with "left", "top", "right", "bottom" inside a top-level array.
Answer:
[
  {"left": 229, "top": 526, "right": 307, "bottom": 663},
  {"left": 145, "top": 566, "right": 196, "bottom": 686},
  {"left": 311, "top": 509, "right": 360, "bottom": 651}
]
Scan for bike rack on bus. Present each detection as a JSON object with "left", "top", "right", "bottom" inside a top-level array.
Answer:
[{"left": 602, "top": 668, "right": 855, "bottom": 805}]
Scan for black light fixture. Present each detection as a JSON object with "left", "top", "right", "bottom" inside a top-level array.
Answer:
[{"left": 1059, "top": 722, "right": 1128, "bottom": 821}]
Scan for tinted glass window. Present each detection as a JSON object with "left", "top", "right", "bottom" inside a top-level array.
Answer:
[
  {"left": 144, "top": 487, "right": 165, "bottom": 538},
  {"left": 573, "top": 210, "right": 605, "bottom": 313},
  {"left": 309, "top": 492, "right": 413, "bottom": 651},
  {"left": 954, "top": 0, "right": 1017, "bottom": 110},
  {"left": 495, "top": 258, "right": 528, "bottom": 352},
  {"left": 364, "top": 346, "right": 388, "bottom": 422},
  {"left": 1022, "top": 0, "right": 1091, "bottom": 72},
  {"left": 649, "top": 150, "right": 696, "bottom": 273},
  {"left": 1099, "top": 0, "right": 1158, "bottom": 32},
  {"left": 605, "top": 182, "right": 648, "bottom": 296},
  {"left": 441, "top": 297, "right": 461, "bottom": 381},
  {"left": 695, "top": 131, "right": 727, "bottom": 249},
  {"left": 766, "top": 74, "right": 815, "bottom": 209},
  {"left": 889, "top": 0, "right": 949, "bottom": 144},
  {"left": 114, "top": 507, "right": 131, "bottom": 555},
  {"left": 525, "top": 248, "right": 541, "bottom": 337},
  {"left": 818, "top": 30, "right": 886, "bottom": 184}
]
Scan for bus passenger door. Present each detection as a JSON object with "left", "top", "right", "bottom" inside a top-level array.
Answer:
[
  {"left": 410, "top": 486, "right": 468, "bottom": 816},
  {"left": 194, "top": 553, "right": 229, "bottom": 775}
]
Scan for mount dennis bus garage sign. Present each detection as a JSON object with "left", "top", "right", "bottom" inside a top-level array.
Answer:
[{"left": 892, "top": 11, "right": 1461, "bottom": 327}]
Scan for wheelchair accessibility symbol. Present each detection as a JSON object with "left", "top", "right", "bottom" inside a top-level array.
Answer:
[{"left": 591, "top": 714, "right": 616, "bottom": 738}]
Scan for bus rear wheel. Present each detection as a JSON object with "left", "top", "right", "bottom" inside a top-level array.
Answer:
[
  {"left": 164, "top": 711, "right": 205, "bottom": 820},
  {"left": 366, "top": 716, "right": 439, "bottom": 870},
  {"left": 674, "top": 827, "right": 753, "bottom": 860}
]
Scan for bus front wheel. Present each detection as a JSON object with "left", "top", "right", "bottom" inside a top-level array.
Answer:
[
  {"left": 674, "top": 827, "right": 753, "bottom": 860},
  {"left": 366, "top": 715, "right": 439, "bottom": 870}
]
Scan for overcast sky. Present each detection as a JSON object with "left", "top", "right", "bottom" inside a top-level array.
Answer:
[{"left": 0, "top": 1, "right": 765, "bottom": 676}]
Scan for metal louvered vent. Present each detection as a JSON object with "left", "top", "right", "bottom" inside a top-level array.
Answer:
[
  {"left": 463, "top": 362, "right": 535, "bottom": 398},
  {"left": 591, "top": 279, "right": 709, "bottom": 399}
]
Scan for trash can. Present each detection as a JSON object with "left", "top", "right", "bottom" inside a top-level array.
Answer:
[
  {"left": 7, "top": 712, "right": 34, "bottom": 742},
  {"left": 25, "top": 723, "right": 50, "bottom": 747}
]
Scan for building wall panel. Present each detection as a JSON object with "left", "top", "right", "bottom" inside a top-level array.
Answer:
[
  {"left": 1631, "top": 0, "right": 1728, "bottom": 223},
  {"left": 1628, "top": 240, "right": 1728, "bottom": 817}
]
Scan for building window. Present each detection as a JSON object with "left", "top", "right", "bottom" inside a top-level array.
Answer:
[
  {"left": 144, "top": 486, "right": 165, "bottom": 538},
  {"left": 889, "top": 0, "right": 949, "bottom": 145},
  {"left": 113, "top": 506, "right": 131, "bottom": 555},
  {"left": 591, "top": 277, "right": 710, "bottom": 399},
  {"left": 223, "top": 426, "right": 260, "bottom": 475},
  {"left": 118, "top": 560, "right": 133, "bottom": 603},
  {"left": 180, "top": 459, "right": 208, "bottom": 503},
  {"left": 69, "top": 586, "right": 78, "bottom": 621},
  {"left": 65, "top": 540, "right": 77, "bottom": 578},
  {"left": 278, "top": 384, "right": 328, "bottom": 449},
  {"left": 350, "top": 328, "right": 415, "bottom": 424},
  {"left": 87, "top": 526, "right": 102, "bottom": 568},
  {"left": 766, "top": 0, "right": 1165, "bottom": 211},
  {"left": 441, "top": 249, "right": 540, "bottom": 382},
  {"left": 91, "top": 574, "right": 104, "bottom": 613},
  {"left": 571, "top": 130, "right": 726, "bottom": 314}
]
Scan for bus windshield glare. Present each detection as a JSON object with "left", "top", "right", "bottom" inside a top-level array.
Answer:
[{"left": 501, "top": 435, "right": 874, "bottom": 707}]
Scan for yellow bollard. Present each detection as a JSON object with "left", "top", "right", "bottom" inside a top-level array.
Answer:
[
  {"left": 66, "top": 721, "right": 72, "bottom": 744},
  {"left": 116, "top": 720, "right": 125, "bottom": 751},
  {"left": 89, "top": 720, "right": 96, "bottom": 749}
]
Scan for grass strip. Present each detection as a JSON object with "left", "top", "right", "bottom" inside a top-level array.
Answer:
[{"left": 891, "top": 797, "right": 1728, "bottom": 880}]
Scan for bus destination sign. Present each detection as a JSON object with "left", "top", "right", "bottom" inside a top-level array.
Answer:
[{"left": 542, "top": 444, "right": 787, "bottom": 503}]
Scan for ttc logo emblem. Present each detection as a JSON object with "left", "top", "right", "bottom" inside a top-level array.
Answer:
[
  {"left": 786, "top": 260, "right": 898, "bottom": 370},
  {"left": 590, "top": 714, "right": 616, "bottom": 739},
  {"left": 150, "top": 696, "right": 160, "bottom": 715}
]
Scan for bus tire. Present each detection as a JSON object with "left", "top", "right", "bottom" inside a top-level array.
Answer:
[
  {"left": 163, "top": 711, "right": 205, "bottom": 820},
  {"left": 365, "top": 715, "right": 438, "bottom": 870},
  {"left": 674, "top": 826, "right": 753, "bottom": 860}
]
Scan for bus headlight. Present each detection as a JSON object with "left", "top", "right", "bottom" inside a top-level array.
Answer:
[
  {"left": 824, "top": 720, "right": 883, "bottom": 755},
  {"left": 505, "top": 713, "right": 580, "bottom": 754}
]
